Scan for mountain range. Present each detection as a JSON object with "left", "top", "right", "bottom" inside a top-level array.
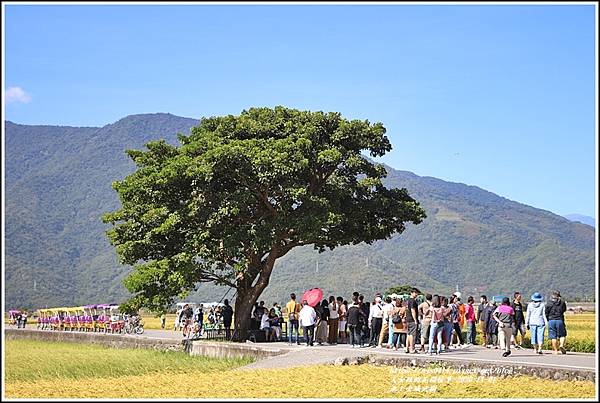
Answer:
[
  {"left": 564, "top": 214, "right": 595, "bottom": 228},
  {"left": 4, "top": 113, "right": 596, "bottom": 309}
]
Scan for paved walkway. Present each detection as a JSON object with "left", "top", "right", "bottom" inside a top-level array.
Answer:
[{"left": 137, "top": 330, "right": 596, "bottom": 372}]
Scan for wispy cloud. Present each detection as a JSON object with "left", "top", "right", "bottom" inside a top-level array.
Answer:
[{"left": 5, "top": 86, "right": 32, "bottom": 104}]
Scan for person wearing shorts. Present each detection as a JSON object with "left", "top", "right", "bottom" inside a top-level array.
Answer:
[
  {"left": 337, "top": 296, "right": 347, "bottom": 344},
  {"left": 545, "top": 290, "right": 567, "bottom": 354},
  {"left": 405, "top": 288, "right": 420, "bottom": 354},
  {"left": 526, "top": 292, "right": 547, "bottom": 354},
  {"left": 418, "top": 294, "right": 433, "bottom": 351}
]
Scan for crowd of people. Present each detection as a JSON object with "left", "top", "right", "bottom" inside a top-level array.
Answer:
[
  {"left": 8, "top": 289, "right": 570, "bottom": 357},
  {"left": 269, "top": 289, "right": 570, "bottom": 357},
  {"left": 175, "top": 300, "right": 234, "bottom": 339}
]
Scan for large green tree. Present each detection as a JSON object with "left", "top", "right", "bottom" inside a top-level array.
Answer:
[{"left": 103, "top": 106, "right": 426, "bottom": 338}]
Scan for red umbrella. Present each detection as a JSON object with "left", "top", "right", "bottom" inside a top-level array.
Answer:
[{"left": 301, "top": 288, "right": 323, "bottom": 307}]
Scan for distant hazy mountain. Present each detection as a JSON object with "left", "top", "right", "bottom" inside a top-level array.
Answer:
[
  {"left": 4, "top": 114, "right": 596, "bottom": 309},
  {"left": 564, "top": 214, "right": 595, "bottom": 228}
]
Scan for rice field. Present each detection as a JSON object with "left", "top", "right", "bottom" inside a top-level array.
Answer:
[
  {"left": 473, "top": 312, "right": 596, "bottom": 353},
  {"left": 3, "top": 339, "right": 596, "bottom": 399}
]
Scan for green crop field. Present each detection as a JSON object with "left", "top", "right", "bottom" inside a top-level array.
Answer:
[{"left": 3, "top": 339, "right": 595, "bottom": 398}]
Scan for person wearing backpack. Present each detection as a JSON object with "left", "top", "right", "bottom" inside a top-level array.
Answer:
[
  {"left": 427, "top": 295, "right": 445, "bottom": 355},
  {"left": 450, "top": 295, "right": 464, "bottom": 348},
  {"left": 286, "top": 293, "right": 301, "bottom": 345},
  {"left": 390, "top": 298, "right": 407, "bottom": 351},
  {"left": 347, "top": 298, "right": 363, "bottom": 348},
  {"left": 485, "top": 299, "right": 499, "bottom": 348}
]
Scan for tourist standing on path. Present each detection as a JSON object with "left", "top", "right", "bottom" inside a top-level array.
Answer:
[
  {"left": 427, "top": 295, "right": 445, "bottom": 355},
  {"left": 390, "top": 298, "right": 407, "bottom": 351},
  {"left": 465, "top": 296, "right": 476, "bottom": 345},
  {"left": 450, "top": 295, "right": 464, "bottom": 348},
  {"left": 457, "top": 294, "right": 466, "bottom": 331},
  {"left": 418, "top": 294, "right": 433, "bottom": 352},
  {"left": 327, "top": 296, "right": 339, "bottom": 345},
  {"left": 194, "top": 305, "right": 204, "bottom": 337},
  {"left": 442, "top": 297, "right": 453, "bottom": 351},
  {"left": 358, "top": 295, "right": 370, "bottom": 345},
  {"left": 493, "top": 297, "right": 515, "bottom": 357},
  {"left": 477, "top": 295, "right": 488, "bottom": 346},
  {"left": 180, "top": 304, "right": 193, "bottom": 337},
  {"left": 222, "top": 299, "right": 234, "bottom": 340},
  {"left": 337, "top": 296, "right": 347, "bottom": 344},
  {"left": 484, "top": 299, "right": 499, "bottom": 348},
  {"left": 406, "top": 288, "right": 420, "bottom": 354},
  {"left": 21, "top": 312, "right": 28, "bottom": 328},
  {"left": 160, "top": 312, "right": 166, "bottom": 330},
  {"left": 511, "top": 292, "right": 526, "bottom": 350},
  {"left": 526, "top": 292, "right": 547, "bottom": 355},
  {"left": 286, "top": 293, "right": 301, "bottom": 345},
  {"left": 174, "top": 307, "right": 182, "bottom": 331},
  {"left": 379, "top": 296, "right": 394, "bottom": 348},
  {"left": 315, "top": 299, "right": 329, "bottom": 345},
  {"left": 299, "top": 300, "right": 316, "bottom": 346},
  {"left": 545, "top": 290, "right": 568, "bottom": 355},
  {"left": 346, "top": 298, "right": 363, "bottom": 348},
  {"left": 368, "top": 296, "right": 384, "bottom": 347}
]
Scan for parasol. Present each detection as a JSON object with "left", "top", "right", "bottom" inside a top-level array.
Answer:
[{"left": 301, "top": 288, "right": 323, "bottom": 307}]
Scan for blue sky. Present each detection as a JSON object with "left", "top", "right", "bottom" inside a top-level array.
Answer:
[{"left": 4, "top": 4, "right": 597, "bottom": 218}]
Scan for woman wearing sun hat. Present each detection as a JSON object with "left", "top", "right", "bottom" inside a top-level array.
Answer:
[{"left": 526, "top": 292, "right": 547, "bottom": 354}]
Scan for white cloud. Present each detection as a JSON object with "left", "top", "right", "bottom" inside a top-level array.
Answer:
[{"left": 5, "top": 86, "right": 32, "bottom": 104}]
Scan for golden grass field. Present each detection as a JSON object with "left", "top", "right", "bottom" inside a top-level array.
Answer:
[{"left": 3, "top": 339, "right": 596, "bottom": 399}]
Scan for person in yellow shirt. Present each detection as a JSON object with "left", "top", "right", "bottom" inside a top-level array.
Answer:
[{"left": 285, "top": 293, "right": 302, "bottom": 345}]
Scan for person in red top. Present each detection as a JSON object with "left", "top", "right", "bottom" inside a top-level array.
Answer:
[{"left": 465, "top": 296, "right": 476, "bottom": 345}]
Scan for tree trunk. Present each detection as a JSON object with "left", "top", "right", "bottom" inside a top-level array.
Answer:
[
  {"left": 230, "top": 251, "right": 279, "bottom": 341},
  {"left": 232, "top": 286, "right": 260, "bottom": 342}
]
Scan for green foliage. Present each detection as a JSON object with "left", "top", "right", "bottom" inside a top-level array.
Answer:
[
  {"left": 4, "top": 339, "right": 252, "bottom": 382},
  {"left": 103, "top": 107, "right": 426, "bottom": 313},
  {"left": 4, "top": 112, "right": 595, "bottom": 311},
  {"left": 385, "top": 285, "right": 419, "bottom": 296}
]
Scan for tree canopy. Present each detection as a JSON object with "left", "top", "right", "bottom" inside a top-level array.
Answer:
[
  {"left": 103, "top": 106, "right": 426, "bottom": 323},
  {"left": 384, "top": 285, "right": 421, "bottom": 296}
]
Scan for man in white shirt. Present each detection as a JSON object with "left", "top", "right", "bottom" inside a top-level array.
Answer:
[
  {"left": 379, "top": 296, "right": 394, "bottom": 347},
  {"left": 298, "top": 300, "right": 317, "bottom": 346},
  {"left": 368, "top": 296, "right": 384, "bottom": 347}
]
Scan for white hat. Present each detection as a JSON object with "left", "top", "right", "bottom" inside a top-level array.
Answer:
[
  {"left": 453, "top": 292, "right": 462, "bottom": 299},
  {"left": 375, "top": 297, "right": 382, "bottom": 303}
]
